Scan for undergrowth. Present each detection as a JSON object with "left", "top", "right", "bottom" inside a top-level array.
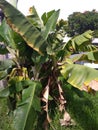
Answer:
[{"left": 0, "top": 85, "right": 98, "bottom": 130}]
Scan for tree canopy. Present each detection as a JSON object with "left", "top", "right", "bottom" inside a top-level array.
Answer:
[{"left": 66, "top": 10, "right": 98, "bottom": 37}]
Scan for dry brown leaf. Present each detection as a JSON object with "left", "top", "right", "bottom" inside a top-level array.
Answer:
[
  {"left": 60, "top": 111, "right": 71, "bottom": 126},
  {"left": 41, "top": 78, "right": 51, "bottom": 130},
  {"left": 89, "top": 80, "right": 98, "bottom": 91},
  {"left": 81, "top": 84, "right": 88, "bottom": 92},
  {"left": 60, "top": 111, "right": 76, "bottom": 126},
  {"left": 58, "top": 83, "right": 66, "bottom": 112},
  {"left": 82, "top": 80, "right": 98, "bottom": 93}
]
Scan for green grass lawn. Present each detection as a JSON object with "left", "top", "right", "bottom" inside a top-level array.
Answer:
[
  {"left": 49, "top": 85, "right": 98, "bottom": 130},
  {"left": 0, "top": 99, "right": 13, "bottom": 130},
  {"left": 0, "top": 86, "right": 98, "bottom": 130}
]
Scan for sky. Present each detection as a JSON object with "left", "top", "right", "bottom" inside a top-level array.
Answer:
[{"left": 17, "top": 0, "right": 98, "bottom": 20}]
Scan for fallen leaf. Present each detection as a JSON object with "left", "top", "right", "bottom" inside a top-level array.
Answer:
[
  {"left": 60, "top": 111, "right": 71, "bottom": 126},
  {"left": 60, "top": 111, "right": 76, "bottom": 126}
]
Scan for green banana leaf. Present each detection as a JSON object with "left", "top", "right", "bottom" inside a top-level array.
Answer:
[
  {"left": 0, "top": 20, "right": 27, "bottom": 55},
  {"left": 65, "top": 30, "right": 96, "bottom": 52},
  {"left": 42, "top": 9, "right": 60, "bottom": 40},
  {"left": 0, "top": 70, "right": 7, "bottom": 80},
  {"left": 73, "top": 30, "right": 93, "bottom": 46},
  {"left": 0, "top": 79, "right": 38, "bottom": 98},
  {"left": 13, "top": 81, "right": 41, "bottom": 130},
  {"left": 0, "top": 59, "right": 14, "bottom": 71},
  {"left": 0, "top": 0, "right": 46, "bottom": 55},
  {"left": 27, "top": 6, "right": 43, "bottom": 29},
  {"left": 42, "top": 10, "right": 56, "bottom": 25},
  {"left": 60, "top": 64, "right": 98, "bottom": 91},
  {"left": 0, "top": 87, "right": 10, "bottom": 98},
  {"left": 71, "top": 50, "right": 98, "bottom": 63},
  {"left": 0, "top": 19, "right": 17, "bottom": 49}
]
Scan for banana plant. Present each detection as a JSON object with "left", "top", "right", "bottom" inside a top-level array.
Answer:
[{"left": 0, "top": 0, "right": 98, "bottom": 130}]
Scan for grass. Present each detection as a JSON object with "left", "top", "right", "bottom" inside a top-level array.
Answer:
[
  {"left": 0, "top": 99, "right": 13, "bottom": 130},
  {"left": 67, "top": 88, "right": 98, "bottom": 130},
  {"left": 50, "top": 85, "right": 98, "bottom": 130},
  {"left": 0, "top": 86, "right": 98, "bottom": 130}
]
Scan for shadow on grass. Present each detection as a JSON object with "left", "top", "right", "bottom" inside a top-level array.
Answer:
[{"left": 65, "top": 85, "right": 98, "bottom": 130}]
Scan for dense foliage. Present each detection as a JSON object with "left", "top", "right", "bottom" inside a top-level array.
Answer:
[
  {"left": 66, "top": 10, "right": 98, "bottom": 37},
  {"left": 0, "top": 1, "right": 98, "bottom": 130}
]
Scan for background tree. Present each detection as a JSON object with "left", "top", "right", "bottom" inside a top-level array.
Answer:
[{"left": 66, "top": 10, "right": 98, "bottom": 37}]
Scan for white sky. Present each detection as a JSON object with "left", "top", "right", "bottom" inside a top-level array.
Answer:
[{"left": 17, "top": 0, "right": 98, "bottom": 19}]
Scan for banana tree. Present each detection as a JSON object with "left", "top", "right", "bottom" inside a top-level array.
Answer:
[{"left": 0, "top": 0, "right": 98, "bottom": 130}]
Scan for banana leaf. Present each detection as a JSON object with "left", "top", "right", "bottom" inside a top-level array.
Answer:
[
  {"left": 60, "top": 64, "right": 98, "bottom": 91},
  {"left": 13, "top": 81, "right": 41, "bottom": 130},
  {"left": 0, "top": 19, "right": 17, "bottom": 49},
  {"left": 0, "top": 70, "right": 7, "bottom": 80},
  {"left": 27, "top": 6, "right": 43, "bottom": 29},
  {"left": 65, "top": 30, "right": 96, "bottom": 52},
  {"left": 0, "top": 0, "right": 46, "bottom": 55},
  {"left": 0, "top": 87, "right": 10, "bottom": 98},
  {"left": 0, "top": 59, "right": 14, "bottom": 71},
  {"left": 71, "top": 50, "right": 98, "bottom": 63},
  {"left": 0, "top": 19, "right": 27, "bottom": 55},
  {"left": 42, "top": 9, "right": 60, "bottom": 40}
]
